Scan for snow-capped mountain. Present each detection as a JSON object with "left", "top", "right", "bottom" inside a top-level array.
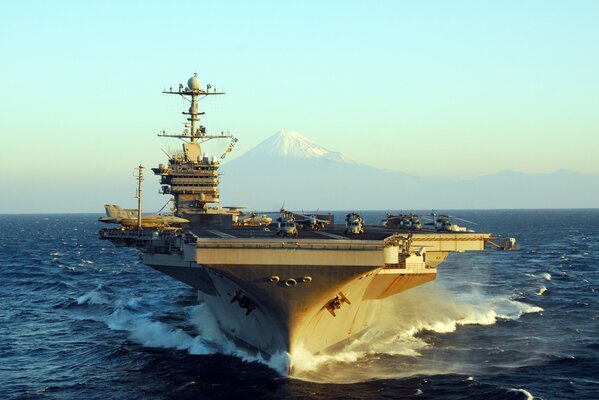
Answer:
[
  {"left": 219, "top": 130, "right": 420, "bottom": 210},
  {"left": 219, "top": 130, "right": 599, "bottom": 210},
  {"left": 238, "top": 130, "right": 355, "bottom": 163}
]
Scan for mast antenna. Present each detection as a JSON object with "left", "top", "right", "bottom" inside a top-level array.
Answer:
[
  {"left": 159, "top": 73, "right": 230, "bottom": 142},
  {"left": 134, "top": 165, "right": 144, "bottom": 230}
]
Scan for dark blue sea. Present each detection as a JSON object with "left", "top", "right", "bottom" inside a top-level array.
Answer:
[{"left": 2, "top": 210, "right": 598, "bottom": 399}]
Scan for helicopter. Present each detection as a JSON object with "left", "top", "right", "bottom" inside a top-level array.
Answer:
[
  {"left": 276, "top": 208, "right": 298, "bottom": 237},
  {"left": 382, "top": 212, "right": 422, "bottom": 230},
  {"left": 294, "top": 212, "right": 332, "bottom": 231},
  {"left": 345, "top": 212, "right": 364, "bottom": 235},
  {"left": 426, "top": 211, "right": 476, "bottom": 232}
]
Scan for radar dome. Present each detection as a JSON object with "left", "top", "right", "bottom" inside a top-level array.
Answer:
[{"left": 188, "top": 73, "right": 201, "bottom": 90}]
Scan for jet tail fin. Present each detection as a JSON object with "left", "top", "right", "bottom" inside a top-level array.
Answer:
[{"left": 104, "top": 204, "right": 138, "bottom": 219}]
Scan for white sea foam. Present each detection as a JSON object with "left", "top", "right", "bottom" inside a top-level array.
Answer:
[
  {"left": 491, "top": 298, "right": 543, "bottom": 318},
  {"left": 129, "top": 319, "right": 194, "bottom": 350},
  {"left": 77, "top": 286, "right": 108, "bottom": 305},
  {"left": 289, "top": 343, "right": 364, "bottom": 375},
  {"left": 509, "top": 388, "right": 534, "bottom": 400},
  {"left": 536, "top": 286, "right": 548, "bottom": 296},
  {"left": 103, "top": 302, "right": 291, "bottom": 375},
  {"left": 288, "top": 283, "right": 544, "bottom": 382},
  {"left": 88, "top": 277, "right": 544, "bottom": 383}
]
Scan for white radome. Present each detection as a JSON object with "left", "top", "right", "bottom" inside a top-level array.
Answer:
[{"left": 188, "top": 74, "right": 201, "bottom": 90}]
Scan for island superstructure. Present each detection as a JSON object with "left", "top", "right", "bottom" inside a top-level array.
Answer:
[
  {"left": 152, "top": 73, "right": 239, "bottom": 225},
  {"left": 99, "top": 72, "right": 514, "bottom": 372}
]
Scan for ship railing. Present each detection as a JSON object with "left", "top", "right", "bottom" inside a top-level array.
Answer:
[{"left": 98, "top": 228, "right": 182, "bottom": 242}]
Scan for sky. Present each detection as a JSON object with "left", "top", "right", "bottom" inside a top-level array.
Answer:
[{"left": 1, "top": 0, "right": 598, "bottom": 213}]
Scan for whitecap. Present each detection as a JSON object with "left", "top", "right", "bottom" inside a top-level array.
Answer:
[
  {"left": 509, "top": 388, "right": 534, "bottom": 400},
  {"left": 536, "top": 286, "right": 548, "bottom": 296},
  {"left": 95, "top": 282, "right": 547, "bottom": 382},
  {"left": 129, "top": 319, "right": 194, "bottom": 350},
  {"left": 289, "top": 343, "right": 364, "bottom": 376},
  {"left": 541, "top": 272, "right": 551, "bottom": 281},
  {"left": 102, "top": 302, "right": 291, "bottom": 375},
  {"left": 77, "top": 288, "right": 108, "bottom": 305}
]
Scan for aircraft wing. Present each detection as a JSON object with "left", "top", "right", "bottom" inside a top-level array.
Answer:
[
  {"left": 294, "top": 213, "right": 331, "bottom": 224},
  {"left": 98, "top": 217, "right": 119, "bottom": 224}
]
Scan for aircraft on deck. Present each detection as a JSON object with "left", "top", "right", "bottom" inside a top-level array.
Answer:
[
  {"left": 382, "top": 213, "right": 422, "bottom": 230},
  {"left": 345, "top": 213, "right": 364, "bottom": 235},
  {"left": 426, "top": 211, "right": 476, "bottom": 232},
  {"left": 276, "top": 209, "right": 298, "bottom": 237},
  {"left": 237, "top": 212, "right": 273, "bottom": 227},
  {"left": 294, "top": 212, "right": 332, "bottom": 231},
  {"left": 98, "top": 204, "right": 189, "bottom": 229}
]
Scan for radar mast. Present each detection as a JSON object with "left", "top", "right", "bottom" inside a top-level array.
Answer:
[
  {"left": 152, "top": 72, "right": 235, "bottom": 216},
  {"left": 159, "top": 73, "right": 230, "bottom": 147}
]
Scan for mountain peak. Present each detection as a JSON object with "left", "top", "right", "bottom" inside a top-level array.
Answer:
[
  {"left": 241, "top": 130, "right": 355, "bottom": 163},
  {"left": 269, "top": 130, "right": 329, "bottom": 158}
]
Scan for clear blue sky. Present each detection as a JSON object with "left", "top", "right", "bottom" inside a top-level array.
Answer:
[{"left": 1, "top": 1, "right": 598, "bottom": 212}]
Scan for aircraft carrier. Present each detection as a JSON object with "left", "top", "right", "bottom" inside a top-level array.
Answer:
[{"left": 99, "top": 72, "right": 515, "bottom": 373}]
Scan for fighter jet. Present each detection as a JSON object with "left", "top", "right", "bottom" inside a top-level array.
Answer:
[
  {"left": 99, "top": 204, "right": 189, "bottom": 229},
  {"left": 294, "top": 212, "right": 332, "bottom": 231}
]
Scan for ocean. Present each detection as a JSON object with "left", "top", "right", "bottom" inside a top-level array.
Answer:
[{"left": 1, "top": 210, "right": 598, "bottom": 399}]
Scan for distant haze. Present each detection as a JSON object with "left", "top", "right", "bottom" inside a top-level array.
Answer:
[
  {"left": 2, "top": 129, "right": 598, "bottom": 214},
  {"left": 220, "top": 131, "right": 599, "bottom": 211}
]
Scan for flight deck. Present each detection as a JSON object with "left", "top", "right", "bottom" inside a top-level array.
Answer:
[{"left": 189, "top": 224, "right": 472, "bottom": 241}]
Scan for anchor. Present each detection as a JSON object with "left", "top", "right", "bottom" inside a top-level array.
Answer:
[
  {"left": 323, "top": 291, "right": 351, "bottom": 317},
  {"left": 230, "top": 290, "right": 257, "bottom": 316}
]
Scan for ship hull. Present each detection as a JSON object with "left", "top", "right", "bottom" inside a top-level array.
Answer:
[
  {"left": 146, "top": 256, "right": 386, "bottom": 358},
  {"left": 132, "top": 232, "right": 491, "bottom": 374},
  {"left": 143, "top": 253, "right": 438, "bottom": 370}
]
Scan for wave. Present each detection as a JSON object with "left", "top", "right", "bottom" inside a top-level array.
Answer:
[
  {"left": 509, "top": 388, "right": 534, "bottom": 400},
  {"left": 103, "top": 302, "right": 290, "bottom": 375},
  {"left": 524, "top": 272, "right": 551, "bottom": 281},
  {"left": 76, "top": 286, "right": 109, "bottom": 305},
  {"left": 289, "top": 284, "right": 543, "bottom": 382},
  {"left": 70, "top": 280, "right": 544, "bottom": 383}
]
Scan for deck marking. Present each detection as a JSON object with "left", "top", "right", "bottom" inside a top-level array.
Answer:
[
  {"left": 315, "top": 231, "right": 348, "bottom": 240},
  {"left": 206, "top": 229, "right": 237, "bottom": 238}
]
